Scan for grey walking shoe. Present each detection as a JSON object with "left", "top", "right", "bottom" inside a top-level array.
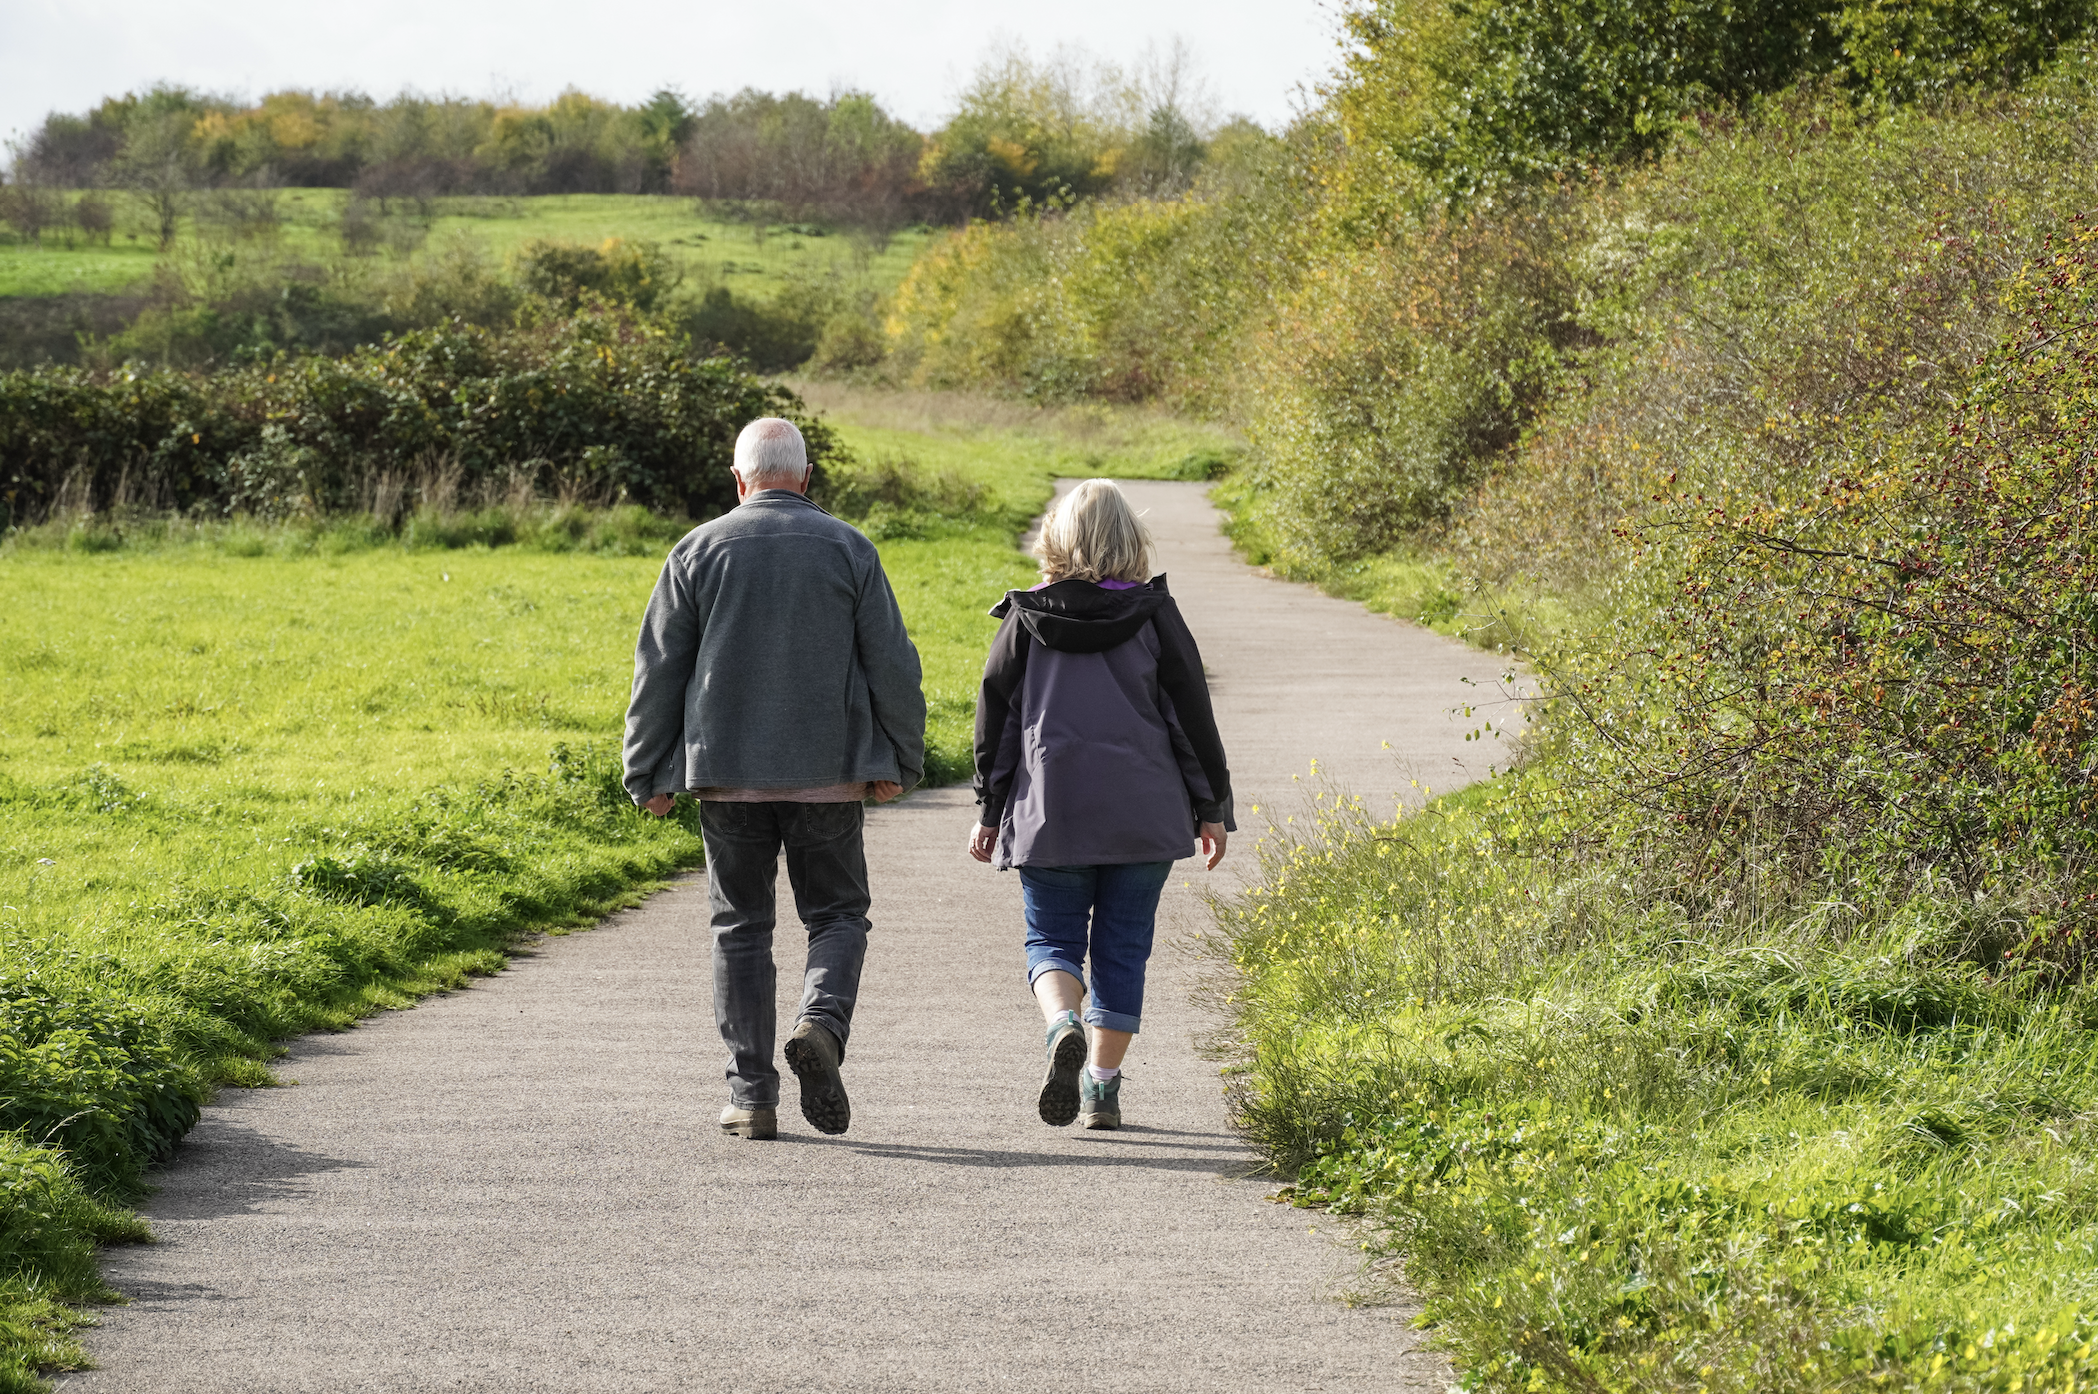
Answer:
[
  {"left": 1079, "top": 1071, "right": 1122, "bottom": 1130},
  {"left": 719, "top": 1103, "right": 778, "bottom": 1140},
  {"left": 783, "top": 1018, "right": 851, "bottom": 1135},
  {"left": 1038, "top": 1012, "right": 1086, "bottom": 1127}
]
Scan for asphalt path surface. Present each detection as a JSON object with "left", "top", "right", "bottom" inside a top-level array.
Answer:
[{"left": 66, "top": 481, "right": 1517, "bottom": 1393}]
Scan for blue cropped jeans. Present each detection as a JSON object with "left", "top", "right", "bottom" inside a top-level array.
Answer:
[{"left": 1018, "top": 861, "right": 1173, "bottom": 1034}]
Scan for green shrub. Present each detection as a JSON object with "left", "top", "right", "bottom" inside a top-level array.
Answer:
[
  {"left": 0, "top": 305, "right": 840, "bottom": 527},
  {"left": 511, "top": 237, "right": 677, "bottom": 312},
  {"left": 1547, "top": 213, "right": 2098, "bottom": 925},
  {"left": 1239, "top": 189, "right": 1592, "bottom": 564},
  {"left": 1328, "top": 0, "right": 2098, "bottom": 207},
  {"left": 1211, "top": 47, "right": 2098, "bottom": 1394},
  {"left": 811, "top": 311, "right": 886, "bottom": 372},
  {"left": 682, "top": 285, "right": 827, "bottom": 371},
  {"left": 885, "top": 136, "right": 1303, "bottom": 411}
]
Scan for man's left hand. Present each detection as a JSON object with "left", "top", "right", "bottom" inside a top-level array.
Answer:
[
  {"left": 870, "top": 781, "right": 902, "bottom": 804},
  {"left": 642, "top": 794, "right": 675, "bottom": 818}
]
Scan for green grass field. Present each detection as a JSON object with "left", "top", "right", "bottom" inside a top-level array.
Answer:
[
  {"left": 0, "top": 386, "right": 1230, "bottom": 1389},
  {"left": 0, "top": 192, "right": 938, "bottom": 302}
]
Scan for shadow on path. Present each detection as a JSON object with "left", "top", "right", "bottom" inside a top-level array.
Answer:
[
  {"left": 134, "top": 1119, "right": 368, "bottom": 1223},
  {"left": 807, "top": 1130, "right": 1256, "bottom": 1176}
]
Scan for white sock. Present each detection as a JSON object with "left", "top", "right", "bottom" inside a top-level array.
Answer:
[{"left": 1087, "top": 1065, "right": 1120, "bottom": 1082}]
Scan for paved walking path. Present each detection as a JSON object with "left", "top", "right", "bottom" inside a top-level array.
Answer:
[{"left": 66, "top": 482, "right": 1514, "bottom": 1393}]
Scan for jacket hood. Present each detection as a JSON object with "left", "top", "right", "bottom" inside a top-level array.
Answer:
[{"left": 989, "top": 576, "right": 1173, "bottom": 654}]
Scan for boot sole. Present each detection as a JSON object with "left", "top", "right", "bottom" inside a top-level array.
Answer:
[
  {"left": 1081, "top": 1109, "right": 1121, "bottom": 1130},
  {"left": 784, "top": 1034, "right": 851, "bottom": 1135},
  {"left": 1038, "top": 1029, "right": 1087, "bottom": 1126}
]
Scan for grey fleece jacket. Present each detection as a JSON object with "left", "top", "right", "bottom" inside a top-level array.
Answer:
[{"left": 622, "top": 490, "right": 926, "bottom": 804}]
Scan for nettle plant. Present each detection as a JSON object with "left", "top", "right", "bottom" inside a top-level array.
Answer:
[{"left": 1582, "top": 218, "right": 2098, "bottom": 946}]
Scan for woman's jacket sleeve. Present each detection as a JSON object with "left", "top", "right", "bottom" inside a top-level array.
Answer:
[
  {"left": 972, "top": 613, "right": 1028, "bottom": 828},
  {"left": 1153, "top": 599, "right": 1234, "bottom": 829}
]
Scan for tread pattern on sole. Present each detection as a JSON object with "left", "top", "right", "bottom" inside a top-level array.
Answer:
[
  {"left": 1038, "top": 1030, "right": 1087, "bottom": 1127},
  {"left": 784, "top": 1035, "right": 851, "bottom": 1135}
]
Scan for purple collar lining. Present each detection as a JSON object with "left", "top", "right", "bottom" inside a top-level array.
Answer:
[{"left": 1030, "top": 577, "right": 1143, "bottom": 592}]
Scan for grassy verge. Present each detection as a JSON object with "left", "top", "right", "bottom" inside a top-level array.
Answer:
[
  {"left": 1220, "top": 778, "right": 2098, "bottom": 1392},
  {"left": 789, "top": 379, "right": 1245, "bottom": 496},
  {"left": 1210, "top": 473, "right": 1561, "bottom": 658},
  {"left": 0, "top": 542, "right": 711, "bottom": 1387}
]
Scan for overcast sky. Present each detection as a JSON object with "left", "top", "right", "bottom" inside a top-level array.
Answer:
[{"left": 0, "top": 0, "right": 1343, "bottom": 151}]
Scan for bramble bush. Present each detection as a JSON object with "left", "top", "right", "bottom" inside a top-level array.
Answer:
[
  {"left": 1211, "top": 153, "right": 2098, "bottom": 1394},
  {"left": 1551, "top": 215, "right": 2098, "bottom": 935}
]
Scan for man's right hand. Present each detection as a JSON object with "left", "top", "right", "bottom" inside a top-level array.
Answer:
[
  {"left": 967, "top": 824, "right": 997, "bottom": 863},
  {"left": 643, "top": 794, "right": 676, "bottom": 818}
]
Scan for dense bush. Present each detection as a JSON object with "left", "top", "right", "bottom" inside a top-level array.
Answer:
[
  {"left": 1326, "top": 0, "right": 2098, "bottom": 209},
  {"left": 1239, "top": 189, "right": 1593, "bottom": 563},
  {"left": 0, "top": 304, "right": 839, "bottom": 529},
  {"left": 885, "top": 125, "right": 1305, "bottom": 408},
  {"left": 1550, "top": 215, "right": 2098, "bottom": 922}
]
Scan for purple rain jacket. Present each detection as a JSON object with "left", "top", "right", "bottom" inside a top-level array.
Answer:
[{"left": 973, "top": 575, "right": 1235, "bottom": 870}]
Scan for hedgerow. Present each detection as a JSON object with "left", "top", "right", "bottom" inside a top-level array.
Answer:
[{"left": 0, "top": 303, "right": 838, "bottom": 531}]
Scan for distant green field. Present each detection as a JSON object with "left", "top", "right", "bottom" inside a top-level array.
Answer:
[{"left": 0, "top": 192, "right": 938, "bottom": 302}]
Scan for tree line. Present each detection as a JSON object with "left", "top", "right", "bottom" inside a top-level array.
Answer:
[{"left": 0, "top": 41, "right": 1243, "bottom": 243}]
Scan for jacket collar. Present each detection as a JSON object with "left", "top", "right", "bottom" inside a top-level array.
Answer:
[{"left": 990, "top": 575, "right": 1172, "bottom": 655}]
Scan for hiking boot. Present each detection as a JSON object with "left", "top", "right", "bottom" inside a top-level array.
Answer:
[
  {"left": 719, "top": 1103, "right": 777, "bottom": 1140},
  {"left": 1038, "top": 1011, "right": 1086, "bottom": 1127},
  {"left": 1079, "top": 1071, "right": 1122, "bottom": 1130},
  {"left": 783, "top": 1018, "right": 851, "bottom": 1135}
]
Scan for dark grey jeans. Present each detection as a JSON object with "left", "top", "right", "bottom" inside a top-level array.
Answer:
[{"left": 699, "top": 800, "right": 871, "bottom": 1108}]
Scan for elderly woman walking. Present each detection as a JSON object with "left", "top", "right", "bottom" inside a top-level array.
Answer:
[{"left": 968, "top": 479, "right": 1234, "bottom": 1130}]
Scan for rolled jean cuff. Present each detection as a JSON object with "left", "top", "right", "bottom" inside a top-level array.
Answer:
[
  {"left": 1027, "top": 957, "right": 1085, "bottom": 988},
  {"left": 1083, "top": 1005, "right": 1140, "bottom": 1034}
]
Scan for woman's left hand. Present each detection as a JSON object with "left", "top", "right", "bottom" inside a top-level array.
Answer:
[
  {"left": 967, "top": 824, "right": 998, "bottom": 863},
  {"left": 1200, "top": 822, "right": 1228, "bottom": 870}
]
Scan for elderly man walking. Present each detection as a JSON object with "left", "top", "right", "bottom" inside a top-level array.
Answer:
[{"left": 624, "top": 417, "right": 926, "bottom": 1141}]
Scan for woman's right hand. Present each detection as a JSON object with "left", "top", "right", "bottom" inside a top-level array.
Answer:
[{"left": 967, "top": 824, "right": 997, "bottom": 863}]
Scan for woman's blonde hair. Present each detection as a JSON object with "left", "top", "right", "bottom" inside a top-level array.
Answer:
[{"left": 1034, "top": 478, "right": 1154, "bottom": 584}]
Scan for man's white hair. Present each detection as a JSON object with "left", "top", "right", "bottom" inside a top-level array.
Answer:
[{"left": 733, "top": 417, "right": 809, "bottom": 486}]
